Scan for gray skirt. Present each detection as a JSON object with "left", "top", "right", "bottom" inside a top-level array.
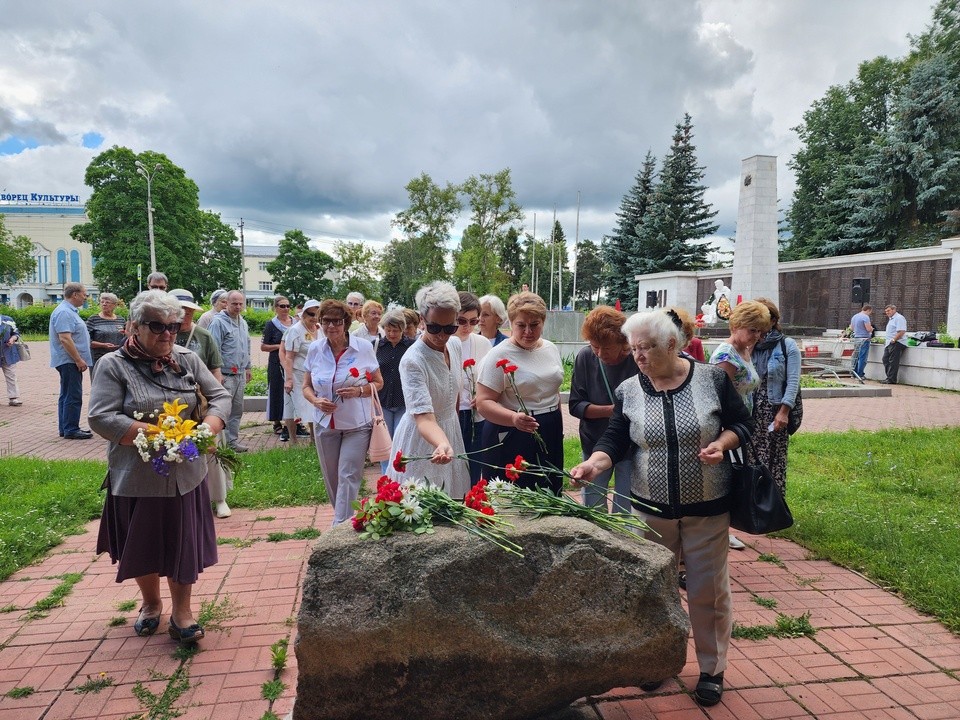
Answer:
[{"left": 96, "top": 477, "right": 218, "bottom": 585}]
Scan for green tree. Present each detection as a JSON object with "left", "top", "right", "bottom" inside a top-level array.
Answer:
[
  {"left": 603, "top": 151, "right": 657, "bottom": 310},
  {"left": 634, "top": 114, "right": 718, "bottom": 274},
  {"left": 573, "top": 238, "right": 604, "bottom": 307},
  {"left": 266, "top": 230, "right": 335, "bottom": 306},
  {"left": 521, "top": 233, "right": 552, "bottom": 297},
  {"left": 909, "top": 0, "right": 960, "bottom": 68},
  {"left": 836, "top": 55, "right": 960, "bottom": 253},
  {"left": 0, "top": 214, "right": 34, "bottom": 283},
  {"left": 72, "top": 146, "right": 204, "bottom": 299},
  {"left": 196, "top": 211, "right": 242, "bottom": 297},
  {"left": 496, "top": 226, "right": 524, "bottom": 289},
  {"left": 333, "top": 240, "right": 380, "bottom": 300}
]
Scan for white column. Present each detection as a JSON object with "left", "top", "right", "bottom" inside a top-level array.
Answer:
[
  {"left": 944, "top": 237, "right": 960, "bottom": 337},
  {"left": 731, "top": 155, "right": 779, "bottom": 305}
]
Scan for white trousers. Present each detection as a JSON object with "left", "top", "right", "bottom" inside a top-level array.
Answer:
[{"left": 2, "top": 364, "right": 19, "bottom": 400}]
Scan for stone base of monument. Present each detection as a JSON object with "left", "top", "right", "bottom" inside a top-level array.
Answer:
[{"left": 293, "top": 515, "right": 689, "bottom": 720}]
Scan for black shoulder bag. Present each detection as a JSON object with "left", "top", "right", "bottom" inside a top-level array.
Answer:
[{"left": 727, "top": 425, "right": 794, "bottom": 534}]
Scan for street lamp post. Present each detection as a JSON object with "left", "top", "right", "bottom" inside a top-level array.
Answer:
[{"left": 134, "top": 160, "right": 162, "bottom": 274}]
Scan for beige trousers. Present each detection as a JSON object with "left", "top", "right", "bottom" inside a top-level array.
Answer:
[{"left": 640, "top": 511, "right": 731, "bottom": 676}]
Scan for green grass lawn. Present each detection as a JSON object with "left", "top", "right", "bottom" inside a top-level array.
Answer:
[{"left": 4, "top": 428, "right": 960, "bottom": 635}]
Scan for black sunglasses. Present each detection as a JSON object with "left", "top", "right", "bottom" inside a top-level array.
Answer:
[
  {"left": 276, "top": 303, "right": 290, "bottom": 309},
  {"left": 425, "top": 322, "right": 458, "bottom": 335},
  {"left": 145, "top": 321, "right": 182, "bottom": 335},
  {"left": 303, "top": 310, "right": 318, "bottom": 317}
]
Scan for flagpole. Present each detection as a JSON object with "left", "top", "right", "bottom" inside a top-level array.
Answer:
[{"left": 572, "top": 190, "right": 580, "bottom": 311}]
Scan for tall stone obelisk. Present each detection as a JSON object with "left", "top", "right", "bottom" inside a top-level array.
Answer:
[{"left": 731, "top": 155, "right": 779, "bottom": 305}]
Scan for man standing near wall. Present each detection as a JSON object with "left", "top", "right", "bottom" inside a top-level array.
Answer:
[
  {"left": 209, "top": 290, "right": 252, "bottom": 452},
  {"left": 850, "top": 304, "right": 874, "bottom": 381},
  {"left": 49, "top": 282, "right": 94, "bottom": 439},
  {"left": 882, "top": 304, "right": 908, "bottom": 384}
]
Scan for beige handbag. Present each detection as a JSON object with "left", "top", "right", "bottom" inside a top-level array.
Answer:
[{"left": 367, "top": 386, "right": 392, "bottom": 462}]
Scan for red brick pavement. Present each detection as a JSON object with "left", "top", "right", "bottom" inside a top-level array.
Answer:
[{"left": 2, "top": 343, "right": 960, "bottom": 719}]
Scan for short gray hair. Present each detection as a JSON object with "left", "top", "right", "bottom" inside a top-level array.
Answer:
[
  {"left": 99, "top": 292, "right": 119, "bottom": 305},
  {"left": 415, "top": 281, "right": 460, "bottom": 316},
  {"left": 63, "top": 282, "right": 85, "bottom": 299},
  {"left": 146, "top": 271, "right": 168, "bottom": 286},
  {"left": 621, "top": 309, "right": 685, "bottom": 350},
  {"left": 130, "top": 290, "right": 184, "bottom": 325},
  {"left": 478, "top": 294, "right": 508, "bottom": 324},
  {"left": 380, "top": 307, "right": 407, "bottom": 330},
  {"left": 345, "top": 291, "right": 365, "bottom": 305}
]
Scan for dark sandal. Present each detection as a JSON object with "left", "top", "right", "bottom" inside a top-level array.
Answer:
[
  {"left": 134, "top": 608, "right": 161, "bottom": 637},
  {"left": 695, "top": 672, "right": 723, "bottom": 707},
  {"left": 639, "top": 680, "right": 663, "bottom": 692},
  {"left": 678, "top": 571, "right": 687, "bottom": 590},
  {"left": 168, "top": 617, "right": 205, "bottom": 644}
]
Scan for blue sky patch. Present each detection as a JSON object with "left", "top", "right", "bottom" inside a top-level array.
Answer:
[
  {"left": 82, "top": 132, "right": 104, "bottom": 149},
  {"left": 0, "top": 136, "right": 40, "bottom": 155}
]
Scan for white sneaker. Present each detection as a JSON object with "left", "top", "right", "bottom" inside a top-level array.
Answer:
[
  {"left": 728, "top": 534, "right": 746, "bottom": 550},
  {"left": 215, "top": 501, "right": 232, "bottom": 518}
]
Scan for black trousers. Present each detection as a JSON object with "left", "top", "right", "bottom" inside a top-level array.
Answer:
[
  {"left": 882, "top": 342, "right": 905, "bottom": 383},
  {"left": 479, "top": 408, "right": 564, "bottom": 495}
]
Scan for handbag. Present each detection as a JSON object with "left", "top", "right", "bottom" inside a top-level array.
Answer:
[
  {"left": 727, "top": 443, "right": 794, "bottom": 535},
  {"left": 14, "top": 341, "right": 30, "bottom": 362},
  {"left": 780, "top": 338, "right": 802, "bottom": 435},
  {"left": 367, "top": 386, "right": 392, "bottom": 463}
]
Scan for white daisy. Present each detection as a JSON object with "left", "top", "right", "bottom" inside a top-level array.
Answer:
[{"left": 398, "top": 497, "right": 424, "bottom": 524}]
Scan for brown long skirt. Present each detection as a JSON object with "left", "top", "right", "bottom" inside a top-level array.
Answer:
[{"left": 96, "top": 477, "right": 218, "bottom": 585}]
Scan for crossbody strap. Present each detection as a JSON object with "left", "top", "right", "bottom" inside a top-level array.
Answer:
[{"left": 597, "top": 359, "right": 615, "bottom": 405}]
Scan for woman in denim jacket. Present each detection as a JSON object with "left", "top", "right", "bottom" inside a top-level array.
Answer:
[{"left": 750, "top": 299, "right": 801, "bottom": 494}]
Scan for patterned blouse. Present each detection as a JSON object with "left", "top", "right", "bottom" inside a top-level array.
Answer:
[{"left": 709, "top": 342, "right": 760, "bottom": 413}]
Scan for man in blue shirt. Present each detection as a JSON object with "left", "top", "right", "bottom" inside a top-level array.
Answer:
[
  {"left": 849, "top": 304, "right": 874, "bottom": 381},
  {"left": 882, "top": 304, "right": 908, "bottom": 384},
  {"left": 49, "top": 282, "right": 94, "bottom": 439},
  {"left": 209, "top": 290, "right": 252, "bottom": 452}
]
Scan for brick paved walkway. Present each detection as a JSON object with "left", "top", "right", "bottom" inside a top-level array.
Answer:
[{"left": 2, "top": 344, "right": 960, "bottom": 719}]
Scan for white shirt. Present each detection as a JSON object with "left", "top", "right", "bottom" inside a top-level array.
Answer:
[
  {"left": 476, "top": 338, "right": 563, "bottom": 414},
  {"left": 304, "top": 334, "right": 379, "bottom": 430},
  {"left": 458, "top": 332, "right": 492, "bottom": 410}
]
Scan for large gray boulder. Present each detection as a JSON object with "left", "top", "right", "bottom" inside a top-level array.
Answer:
[{"left": 293, "top": 515, "right": 689, "bottom": 720}]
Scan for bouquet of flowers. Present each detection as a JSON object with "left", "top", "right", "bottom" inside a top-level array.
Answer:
[
  {"left": 133, "top": 398, "right": 240, "bottom": 477},
  {"left": 352, "top": 476, "right": 522, "bottom": 555},
  {"left": 318, "top": 366, "right": 373, "bottom": 422}
]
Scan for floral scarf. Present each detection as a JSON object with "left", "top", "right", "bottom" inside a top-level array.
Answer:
[{"left": 120, "top": 334, "right": 181, "bottom": 375}]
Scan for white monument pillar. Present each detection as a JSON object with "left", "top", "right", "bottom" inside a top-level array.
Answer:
[{"left": 731, "top": 155, "right": 779, "bottom": 305}]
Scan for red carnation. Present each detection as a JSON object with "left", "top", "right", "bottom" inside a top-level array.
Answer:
[
  {"left": 349, "top": 367, "right": 360, "bottom": 378},
  {"left": 377, "top": 475, "right": 390, "bottom": 489},
  {"left": 393, "top": 451, "right": 407, "bottom": 473},
  {"left": 504, "top": 463, "right": 520, "bottom": 481},
  {"left": 495, "top": 358, "right": 509, "bottom": 368},
  {"left": 503, "top": 364, "right": 518, "bottom": 374},
  {"left": 351, "top": 516, "right": 366, "bottom": 532},
  {"left": 365, "top": 369, "right": 374, "bottom": 383},
  {"left": 463, "top": 358, "right": 476, "bottom": 369},
  {"left": 514, "top": 455, "right": 529, "bottom": 470}
]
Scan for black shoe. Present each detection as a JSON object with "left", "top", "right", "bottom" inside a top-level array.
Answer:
[
  {"left": 279, "top": 427, "right": 290, "bottom": 442},
  {"left": 273, "top": 423, "right": 283, "bottom": 435},
  {"left": 64, "top": 430, "right": 93, "bottom": 440},
  {"left": 678, "top": 571, "right": 687, "bottom": 590},
  {"left": 694, "top": 672, "right": 723, "bottom": 707},
  {"left": 296, "top": 424, "right": 310, "bottom": 437},
  {"left": 640, "top": 680, "right": 663, "bottom": 692}
]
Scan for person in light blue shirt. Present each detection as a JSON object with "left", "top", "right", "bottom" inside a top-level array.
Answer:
[
  {"left": 49, "top": 282, "right": 94, "bottom": 439},
  {"left": 849, "top": 304, "right": 874, "bottom": 380},
  {"left": 208, "top": 290, "right": 252, "bottom": 451},
  {"left": 882, "top": 304, "right": 907, "bottom": 384}
]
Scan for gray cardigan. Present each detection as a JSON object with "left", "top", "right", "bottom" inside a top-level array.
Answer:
[{"left": 89, "top": 347, "right": 232, "bottom": 498}]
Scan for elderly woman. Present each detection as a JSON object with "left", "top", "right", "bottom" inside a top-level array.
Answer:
[
  {"left": 571, "top": 308, "right": 753, "bottom": 706},
  {"left": 87, "top": 292, "right": 126, "bottom": 372},
  {"left": 478, "top": 294, "right": 509, "bottom": 346},
  {"left": 402, "top": 308, "right": 421, "bottom": 340},
  {"left": 196, "top": 289, "right": 228, "bottom": 329},
  {"left": 568, "top": 306, "right": 638, "bottom": 514},
  {"left": 302, "top": 299, "right": 384, "bottom": 525},
  {"left": 282, "top": 299, "right": 321, "bottom": 444},
  {"left": 89, "top": 290, "right": 231, "bottom": 645},
  {"left": 709, "top": 299, "right": 771, "bottom": 550},
  {"left": 456, "top": 292, "right": 492, "bottom": 482},
  {"left": 386, "top": 282, "right": 470, "bottom": 498},
  {"left": 476, "top": 292, "right": 564, "bottom": 494},
  {"left": 749, "top": 298, "right": 801, "bottom": 495},
  {"left": 261, "top": 296, "right": 295, "bottom": 438},
  {"left": 353, "top": 300, "right": 384, "bottom": 341},
  {"left": 1, "top": 314, "right": 23, "bottom": 406},
  {"left": 375, "top": 307, "right": 415, "bottom": 473}
]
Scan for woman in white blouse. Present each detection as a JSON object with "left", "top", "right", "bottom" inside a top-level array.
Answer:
[
  {"left": 476, "top": 292, "right": 565, "bottom": 494},
  {"left": 302, "top": 299, "right": 384, "bottom": 525}
]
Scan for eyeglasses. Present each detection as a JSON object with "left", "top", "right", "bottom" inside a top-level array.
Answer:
[
  {"left": 303, "top": 311, "right": 318, "bottom": 318},
  {"left": 276, "top": 304, "right": 290, "bottom": 309},
  {"left": 320, "top": 318, "right": 345, "bottom": 326},
  {"left": 457, "top": 317, "right": 480, "bottom": 326},
  {"left": 145, "top": 321, "right": 182, "bottom": 335},
  {"left": 148, "top": 285, "right": 167, "bottom": 291},
  {"left": 425, "top": 322, "right": 458, "bottom": 335}
]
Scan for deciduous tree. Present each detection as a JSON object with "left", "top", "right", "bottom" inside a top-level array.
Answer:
[
  {"left": 334, "top": 240, "right": 380, "bottom": 300},
  {"left": 0, "top": 214, "right": 34, "bottom": 283},
  {"left": 266, "top": 230, "right": 335, "bottom": 306},
  {"left": 196, "top": 211, "right": 242, "bottom": 297}
]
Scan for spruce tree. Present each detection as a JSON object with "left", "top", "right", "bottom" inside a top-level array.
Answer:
[
  {"left": 602, "top": 151, "right": 656, "bottom": 310},
  {"left": 635, "top": 114, "right": 718, "bottom": 273}
]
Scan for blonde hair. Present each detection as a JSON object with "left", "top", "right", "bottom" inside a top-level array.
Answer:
[
  {"left": 728, "top": 300, "right": 771, "bottom": 331},
  {"left": 506, "top": 291, "right": 547, "bottom": 323}
]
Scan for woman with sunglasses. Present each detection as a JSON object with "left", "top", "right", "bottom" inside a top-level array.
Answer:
[
  {"left": 282, "top": 299, "right": 321, "bottom": 444},
  {"left": 261, "top": 296, "right": 295, "bottom": 438},
  {"left": 476, "top": 292, "right": 565, "bottom": 494},
  {"left": 303, "top": 299, "right": 384, "bottom": 525},
  {"left": 385, "top": 281, "right": 471, "bottom": 498},
  {"left": 455, "top": 291, "right": 492, "bottom": 482},
  {"left": 89, "top": 290, "right": 231, "bottom": 645}
]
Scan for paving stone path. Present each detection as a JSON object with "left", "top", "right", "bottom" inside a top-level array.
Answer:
[{"left": 2, "top": 343, "right": 960, "bottom": 719}]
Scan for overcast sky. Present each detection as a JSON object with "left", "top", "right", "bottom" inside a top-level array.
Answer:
[{"left": 0, "top": 1, "right": 933, "bottom": 257}]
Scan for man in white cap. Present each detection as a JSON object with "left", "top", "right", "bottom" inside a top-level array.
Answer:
[{"left": 169, "top": 289, "right": 233, "bottom": 518}]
